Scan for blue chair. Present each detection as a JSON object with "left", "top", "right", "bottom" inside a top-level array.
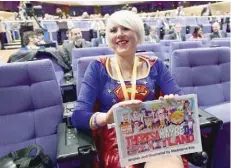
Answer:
[
  {"left": 170, "top": 41, "right": 203, "bottom": 54},
  {"left": 210, "top": 39, "right": 230, "bottom": 47},
  {"left": 0, "top": 60, "right": 63, "bottom": 165},
  {"left": 170, "top": 47, "right": 230, "bottom": 168},
  {"left": 159, "top": 40, "right": 180, "bottom": 59}
]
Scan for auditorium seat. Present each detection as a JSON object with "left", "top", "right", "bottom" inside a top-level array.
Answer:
[
  {"left": 170, "top": 47, "right": 230, "bottom": 168},
  {"left": 72, "top": 47, "right": 114, "bottom": 82},
  {"left": 163, "top": 34, "right": 172, "bottom": 40},
  {"left": 136, "top": 43, "right": 167, "bottom": 60},
  {"left": 196, "top": 17, "right": 211, "bottom": 33},
  {"left": 210, "top": 39, "right": 230, "bottom": 47},
  {"left": 203, "top": 33, "right": 212, "bottom": 40},
  {"left": 0, "top": 60, "right": 63, "bottom": 165},
  {"left": 184, "top": 17, "right": 198, "bottom": 34},
  {"left": 170, "top": 41, "right": 203, "bottom": 54},
  {"left": 159, "top": 40, "right": 180, "bottom": 59},
  {"left": 42, "top": 21, "right": 59, "bottom": 42},
  {"left": 34, "top": 50, "right": 65, "bottom": 85},
  {"left": 98, "top": 43, "right": 108, "bottom": 47}
]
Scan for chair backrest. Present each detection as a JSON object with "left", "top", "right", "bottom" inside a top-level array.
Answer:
[
  {"left": 72, "top": 47, "right": 114, "bottom": 81},
  {"left": 170, "top": 47, "right": 230, "bottom": 107},
  {"left": 210, "top": 39, "right": 230, "bottom": 47},
  {"left": 203, "top": 33, "right": 212, "bottom": 40},
  {"left": 34, "top": 50, "right": 64, "bottom": 84},
  {"left": 0, "top": 60, "right": 63, "bottom": 148},
  {"left": 170, "top": 41, "right": 203, "bottom": 54},
  {"left": 75, "top": 52, "right": 155, "bottom": 96},
  {"left": 136, "top": 43, "right": 166, "bottom": 60},
  {"left": 184, "top": 17, "right": 197, "bottom": 26},
  {"left": 197, "top": 17, "right": 210, "bottom": 25},
  {"left": 159, "top": 40, "right": 181, "bottom": 59},
  {"left": 185, "top": 34, "right": 192, "bottom": 41},
  {"left": 163, "top": 34, "right": 172, "bottom": 40}
]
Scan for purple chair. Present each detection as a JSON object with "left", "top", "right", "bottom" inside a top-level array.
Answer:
[
  {"left": 163, "top": 34, "right": 172, "bottom": 40},
  {"left": 72, "top": 47, "right": 114, "bottom": 82},
  {"left": 170, "top": 47, "right": 230, "bottom": 168},
  {"left": 196, "top": 17, "right": 212, "bottom": 33},
  {"left": 136, "top": 43, "right": 167, "bottom": 60},
  {"left": 34, "top": 50, "right": 65, "bottom": 85},
  {"left": 0, "top": 60, "right": 63, "bottom": 165},
  {"left": 170, "top": 41, "right": 203, "bottom": 54},
  {"left": 159, "top": 40, "right": 180, "bottom": 59},
  {"left": 210, "top": 39, "right": 230, "bottom": 47},
  {"left": 184, "top": 17, "right": 198, "bottom": 34}
]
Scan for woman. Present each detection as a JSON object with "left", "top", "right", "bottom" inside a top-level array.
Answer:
[
  {"left": 190, "top": 26, "right": 204, "bottom": 40},
  {"left": 71, "top": 10, "right": 184, "bottom": 168}
]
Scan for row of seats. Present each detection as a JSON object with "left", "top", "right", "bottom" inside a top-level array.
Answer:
[
  {"left": 164, "top": 32, "right": 231, "bottom": 40},
  {"left": 49, "top": 39, "right": 230, "bottom": 87},
  {"left": 0, "top": 46, "right": 229, "bottom": 167}
]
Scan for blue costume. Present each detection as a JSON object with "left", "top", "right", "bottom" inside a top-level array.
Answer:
[{"left": 71, "top": 56, "right": 182, "bottom": 168}]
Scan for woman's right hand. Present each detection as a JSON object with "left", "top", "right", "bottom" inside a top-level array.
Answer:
[{"left": 103, "top": 100, "right": 142, "bottom": 125}]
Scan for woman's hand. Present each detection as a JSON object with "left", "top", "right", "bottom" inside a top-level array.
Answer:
[
  {"left": 104, "top": 100, "right": 142, "bottom": 125},
  {"left": 158, "top": 94, "right": 179, "bottom": 101}
]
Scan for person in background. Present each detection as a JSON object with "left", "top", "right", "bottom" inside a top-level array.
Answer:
[
  {"left": 176, "top": 3, "right": 184, "bottom": 16},
  {"left": 7, "top": 31, "right": 39, "bottom": 62},
  {"left": 71, "top": 10, "right": 184, "bottom": 168},
  {"left": 104, "top": 13, "right": 110, "bottom": 19},
  {"left": 91, "top": 28, "right": 107, "bottom": 47},
  {"left": 145, "top": 27, "right": 159, "bottom": 43},
  {"left": 60, "top": 27, "right": 91, "bottom": 69},
  {"left": 56, "top": 8, "right": 63, "bottom": 19},
  {"left": 210, "top": 22, "right": 227, "bottom": 39},
  {"left": 169, "top": 23, "right": 185, "bottom": 41},
  {"left": 131, "top": 7, "right": 138, "bottom": 14},
  {"left": 20, "top": 31, "right": 40, "bottom": 51},
  {"left": 201, "top": 2, "right": 212, "bottom": 16},
  {"left": 189, "top": 26, "right": 204, "bottom": 40},
  {"left": 82, "top": 12, "right": 90, "bottom": 19}
]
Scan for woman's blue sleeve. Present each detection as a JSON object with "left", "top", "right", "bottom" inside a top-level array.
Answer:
[
  {"left": 156, "top": 59, "right": 183, "bottom": 95},
  {"left": 71, "top": 60, "right": 101, "bottom": 130}
]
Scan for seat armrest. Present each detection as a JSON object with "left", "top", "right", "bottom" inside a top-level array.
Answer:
[
  {"left": 56, "top": 123, "right": 97, "bottom": 167},
  {"left": 198, "top": 108, "right": 223, "bottom": 129}
]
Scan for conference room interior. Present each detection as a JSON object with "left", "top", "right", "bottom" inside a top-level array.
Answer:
[{"left": 0, "top": 1, "right": 230, "bottom": 168}]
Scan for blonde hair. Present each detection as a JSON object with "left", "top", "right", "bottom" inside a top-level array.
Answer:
[{"left": 106, "top": 10, "right": 145, "bottom": 45}]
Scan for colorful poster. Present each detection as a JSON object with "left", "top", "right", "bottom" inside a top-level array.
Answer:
[{"left": 113, "top": 94, "right": 202, "bottom": 167}]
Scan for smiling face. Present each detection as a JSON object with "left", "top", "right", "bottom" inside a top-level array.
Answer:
[
  {"left": 106, "top": 10, "right": 144, "bottom": 57},
  {"left": 107, "top": 24, "right": 137, "bottom": 56}
]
